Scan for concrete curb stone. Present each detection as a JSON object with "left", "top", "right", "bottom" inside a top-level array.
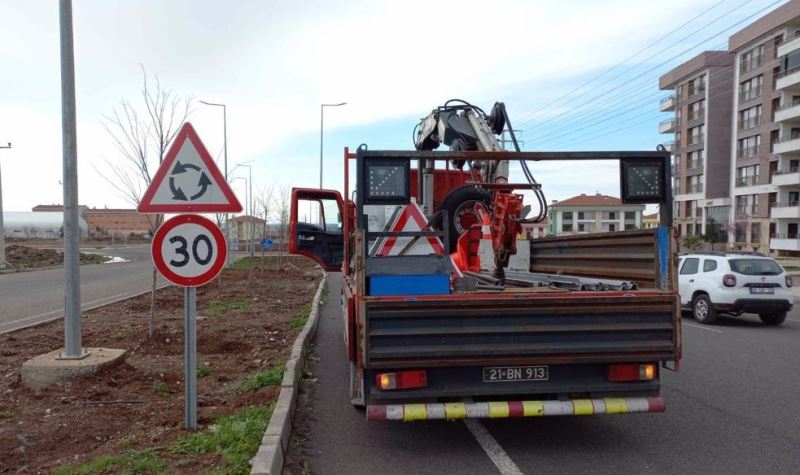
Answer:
[{"left": 251, "top": 273, "right": 327, "bottom": 475}]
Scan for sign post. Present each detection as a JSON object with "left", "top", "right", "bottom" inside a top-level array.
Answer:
[{"left": 138, "top": 123, "right": 242, "bottom": 429}]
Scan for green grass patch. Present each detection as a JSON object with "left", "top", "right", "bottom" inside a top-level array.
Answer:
[
  {"left": 197, "top": 364, "right": 211, "bottom": 378},
  {"left": 0, "top": 410, "right": 12, "bottom": 420},
  {"left": 290, "top": 303, "right": 312, "bottom": 331},
  {"left": 153, "top": 380, "right": 169, "bottom": 396},
  {"left": 237, "top": 363, "right": 285, "bottom": 392},
  {"left": 171, "top": 405, "right": 273, "bottom": 475},
  {"left": 52, "top": 448, "right": 166, "bottom": 475},
  {"left": 206, "top": 299, "right": 250, "bottom": 318}
]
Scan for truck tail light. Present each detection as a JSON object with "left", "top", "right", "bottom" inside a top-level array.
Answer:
[
  {"left": 376, "top": 370, "right": 427, "bottom": 390},
  {"left": 722, "top": 274, "right": 737, "bottom": 287},
  {"left": 786, "top": 275, "right": 793, "bottom": 288},
  {"left": 608, "top": 364, "right": 656, "bottom": 382}
]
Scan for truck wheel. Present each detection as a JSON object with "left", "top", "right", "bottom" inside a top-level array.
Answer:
[
  {"left": 759, "top": 312, "right": 787, "bottom": 326},
  {"left": 349, "top": 361, "right": 365, "bottom": 408},
  {"left": 692, "top": 294, "right": 718, "bottom": 324},
  {"left": 435, "top": 186, "right": 492, "bottom": 253}
]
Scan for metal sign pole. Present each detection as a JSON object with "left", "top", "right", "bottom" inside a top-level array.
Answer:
[{"left": 184, "top": 286, "right": 198, "bottom": 429}]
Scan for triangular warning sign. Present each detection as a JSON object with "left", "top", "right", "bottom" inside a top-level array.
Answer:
[
  {"left": 138, "top": 122, "right": 243, "bottom": 213},
  {"left": 373, "top": 202, "right": 444, "bottom": 256}
]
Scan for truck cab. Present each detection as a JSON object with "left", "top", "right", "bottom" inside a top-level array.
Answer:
[{"left": 290, "top": 146, "right": 680, "bottom": 421}]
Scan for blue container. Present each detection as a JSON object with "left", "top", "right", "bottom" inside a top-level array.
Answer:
[{"left": 369, "top": 274, "right": 450, "bottom": 296}]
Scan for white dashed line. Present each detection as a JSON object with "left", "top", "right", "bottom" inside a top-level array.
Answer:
[
  {"left": 683, "top": 322, "right": 723, "bottom": 333},
  {"left": 464, "top": 419, "right": 524, "bottom": 475}
]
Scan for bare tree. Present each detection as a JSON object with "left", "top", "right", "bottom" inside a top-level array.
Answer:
[
  {"left": 97, "top": 68, "right": 192, "bottom": 337},
  {"left": 255, "top": 184, "right": 274, "bottom": 275},
  {"left": 275, "top": 186, "right": 291, "bottom": 270}
]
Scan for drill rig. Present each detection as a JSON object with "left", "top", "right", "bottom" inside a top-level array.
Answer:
[{"left": 413, "top": 99, "right": 547, "bottom": 280}]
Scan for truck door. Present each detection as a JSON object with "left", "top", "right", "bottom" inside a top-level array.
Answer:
[{"left": 289, "top": 188, "right": 344, "bottom": 271}]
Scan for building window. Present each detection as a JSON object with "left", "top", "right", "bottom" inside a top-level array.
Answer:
[
  {"left": 625, "top": 224, "right": 635, "bottom": 230},
  {"left": 687, "top": 150, "right": 704, "bottom": 170},
  {"left": 735, "top": 165, "right": 760, "bottom": 187},
  {"left": 624, "top": 211, "right": 636, "bottom": 220},
  {"left": 740, "top": 44, "right": 764, "bottom": 73},
  {"left": 562, "top": 222, "right": 572, "bottom": 232},
  {"left": 608, "top": 223, "right": 616, "bottom": 232},
  {"left": 688, "top": 75, "right": 706, "bottom": 97},
  {"left": 687, "top": 175, "right": 703, "bottom": 194},
  {"left": 739, "top": 75, "right": 763, "bottom": 101},
  {"left": 562, "top": 211, "right": 573, "bottom": 220},
  {"left": 688, "top": 125, "right": 704, "bottom": 145},
  {"left": 737, "top": 134, "right": 761, "bottom": 158},
  {"left": 739, "top": 105, "right": 762, "bottom": 130},
  {"left": 735, "top": 194, "right": 759, "bottom": 215},
  {"left": 688, "top": 100, "right": 705, "bottom": 121},
  {"left": 751, "top": 223, "right": 761, "bottom": 244}
]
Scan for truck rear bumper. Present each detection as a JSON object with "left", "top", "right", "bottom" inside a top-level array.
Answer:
[{"left": 366, "top": 396, "right": 665, "bottom": 421}]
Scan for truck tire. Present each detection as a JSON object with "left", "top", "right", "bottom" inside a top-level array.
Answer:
[
  {"left": 692, "top": 294, "right": 718, "bottom": 324},
  {"left": 759, "top": 312, "right": 787, "bottom": 326},
  {"left": 435, "top": 186, "right": 492, "bottom": 252}
]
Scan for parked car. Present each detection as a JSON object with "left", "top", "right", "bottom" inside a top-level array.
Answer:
[{"left": 678, "top": 252, "right": 794, "bottom": 325}]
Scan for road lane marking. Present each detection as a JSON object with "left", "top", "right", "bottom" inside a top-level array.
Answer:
[
  {"left": 683, "top": 322, "right": 723, "bottom": 333},
  {"left": 788, "top": 318, "right": 800, "bottom": 323},
  {"left": 464, "top": 419, "right": 523, "bottom": 475}
]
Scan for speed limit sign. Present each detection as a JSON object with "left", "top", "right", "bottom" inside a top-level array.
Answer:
[{"left": 152, "top": 214, "right": 227, "bottom": 287}]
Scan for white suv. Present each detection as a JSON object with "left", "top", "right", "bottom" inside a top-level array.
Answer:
[{"left": 678, "top": 252, "right": 794, "bottom": 326}]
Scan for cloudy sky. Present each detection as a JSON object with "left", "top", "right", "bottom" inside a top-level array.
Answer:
[{"left": 0, "top": 0, "right": 786, "bottom": 214}]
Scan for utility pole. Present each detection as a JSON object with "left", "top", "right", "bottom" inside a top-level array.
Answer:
[
  {"left": 319, "top": 102, "right": 346, "bottom": 189},
  {"left": 59, "top": 0, "right": 85, "bottom": 359},
  {"left": 0, "top": 142, "right": 11, "bottom": 270},
  {"left": 199, "top": 100, "right": 230, "bottom": 264}
]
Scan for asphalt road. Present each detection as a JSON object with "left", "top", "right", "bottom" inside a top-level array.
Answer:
[
  {"left": 0, "top": 245, "right": 167, "bottom": 333},
  {"left": 291, "top": 275, "right": 800, "bottom": 474}
]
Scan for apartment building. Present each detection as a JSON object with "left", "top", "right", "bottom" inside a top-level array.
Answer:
[
  {"left": 547, "top": 194, "right": 644, "bottom": 236},
  {"left": 659, "top": 51, "right": 734, "bottom": 240}
]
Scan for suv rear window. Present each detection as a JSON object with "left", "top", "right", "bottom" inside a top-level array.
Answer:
[{"left": 728, "top": 259, "right": 782, "bottom": 276}]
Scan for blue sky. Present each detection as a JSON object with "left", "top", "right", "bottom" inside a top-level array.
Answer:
[{"left": 0, "top": 0, "right": 787, "bottom": 214}]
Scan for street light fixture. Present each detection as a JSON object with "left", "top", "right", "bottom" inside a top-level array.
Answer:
[
  {"left": 0, "top": 142, "right": 11, "bottom": 270},
  {"left": 320, "top": 102, "right": 347, "bottom": 189},
  {"left": 199, "top": 100, "right": 231, "bottom": 264}
]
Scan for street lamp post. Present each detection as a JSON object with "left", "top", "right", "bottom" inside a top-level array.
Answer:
[
  {"left": 199, "top": 100, "right": 230, "bottom": 264},
  {"left": 0, "top": 142, "right": 11, "bottom": 270},
  {"left": 232, "top": 163, "right": 253, "bottom": 257},
  {"left": 231, "top": 176, "right": 248, "bottom": 259},
  {"left": 320, "top": 102, "right": 346, "bottom": 189}
]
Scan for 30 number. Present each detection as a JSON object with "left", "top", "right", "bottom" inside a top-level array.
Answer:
[{"left": 169, "top": 235, "right": 213, "bottom": 267}]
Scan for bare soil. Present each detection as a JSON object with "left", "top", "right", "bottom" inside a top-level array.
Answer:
[
  {"left": 0, "top": 256, "right": 320, "bottom": 473},
  {"left": 4, "top": 244, "right": 109, "bottom": 270}
]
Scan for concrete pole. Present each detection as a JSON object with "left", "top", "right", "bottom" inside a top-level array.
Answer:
[
  {"left": 59, "top": 0, "right": 84, "bottom": 359},
  {"left": 0, "top": 142, "right": 10, "bottom": 270},
  {"left": 199, "top": 101, "right": 230, "bottom": 264}
]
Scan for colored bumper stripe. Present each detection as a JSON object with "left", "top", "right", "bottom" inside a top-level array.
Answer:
[{"left": 366, "top": 397, "right": 665, "bottom": 421}]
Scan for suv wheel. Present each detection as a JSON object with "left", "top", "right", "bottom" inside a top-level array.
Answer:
[
  {"left": 692, "top": 294, "right": 718, "bottom": 324},
  {"left": 759, "top": 312, "right": 787, "bottom": 326}
]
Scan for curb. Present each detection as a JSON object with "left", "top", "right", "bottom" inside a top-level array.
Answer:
[
  {"left": 251, "top": 273, "right": 327, "bottom": 475},
  {"left": 0, "top": 283, "right": 172, "bottom": 335}
]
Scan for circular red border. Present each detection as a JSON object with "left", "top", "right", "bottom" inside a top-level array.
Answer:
[{"left": 151, "top": 214, "right": 227, "bottom": 287}]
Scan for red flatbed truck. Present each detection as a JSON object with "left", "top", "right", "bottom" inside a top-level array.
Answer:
[{"left": 289, "top": 104, "right": 680, "bottom": 421}]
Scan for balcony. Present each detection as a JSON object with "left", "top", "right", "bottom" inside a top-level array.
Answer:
[
  {"left": 659, "top": 118, "right": 677, "bottom": 134},
  {"left": 771, "top": 168, "right": 800, "bottom": 187},
  {"left": 659, "top": 95, "right": 676, "bottom": 112},
  {"left": 776, "top": 66, "right": 800, "bottom": 91},
  {"left": 773, "top": 136, "right": 800, "bottom": 154},
  {"left": 778, "top": 35, "right": 800, "bottom": 58},
  {"left": 770, "top": 237, "right": 800, "bottom": 251},
  {"left": 771, "top": 201, "right": 800, "bottom": 219},
  {"left": 735, "top": 175, "right": 760, "bottom": 187},
  {"left": 663, "top": 140, "right": 676, "bottom": 153},
  {"left": 775, "top": 100, "right": 800, "bottom": 122},
  {"left": 736, "top": 205, "right": 757, "bottom": 218}
]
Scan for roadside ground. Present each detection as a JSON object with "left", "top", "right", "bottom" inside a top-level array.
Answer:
[
  {"left": 0, "top": 255, "right": 320, "bottom": 474},
  {"left": 3, "top": 244, "right": 109, "bottom": 271}
]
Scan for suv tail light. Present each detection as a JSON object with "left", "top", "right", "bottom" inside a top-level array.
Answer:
[
  {"left": 723, "top": 274, "right": 737, "bottom": 287},
  {"left": 786, "top": 275, "right": 793, "bottom": 288},
  {"left": 376, "top": 370, "right": 427, "bottom": 390},
  {"left": 608, "top": 364, "right": 656, "bottom": 382}
]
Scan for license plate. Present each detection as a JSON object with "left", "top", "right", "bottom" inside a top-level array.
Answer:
[
  {"left": 483, "top": 366, "right": 548, "bottom": 383},
  {"left": 750, "top": 287, "right": 775, "bottom": 294}
]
